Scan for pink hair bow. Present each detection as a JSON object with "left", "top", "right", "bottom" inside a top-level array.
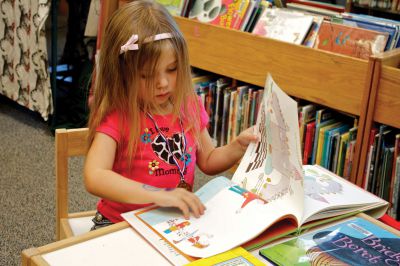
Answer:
[
  {"left": 120, "top": 34, "right": 139, "bottom": 54},
  {"left": 120, "top": 33, "right": 173, "bottom": 54}
]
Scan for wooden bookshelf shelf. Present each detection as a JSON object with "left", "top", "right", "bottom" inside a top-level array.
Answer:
[
  {"left": 373, "top": 52, "right": 400, "bottom": 128},
  {"left": 175, "top": 16, "right": 370, "bottom": 117},
  {"left": 175, "top": 16, "right": 374, "bottom": 183},
  {"left": 358, "top": 49, "right": 400, "bottom": 186}
]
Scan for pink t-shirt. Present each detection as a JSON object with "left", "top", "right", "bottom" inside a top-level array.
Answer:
[{"left": 96, "top": 101, "right": 209, "bottom": 222}]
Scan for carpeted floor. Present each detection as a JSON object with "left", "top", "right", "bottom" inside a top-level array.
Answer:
[{"left": 0, "top": 95, "right": 231, "bottom": 265}]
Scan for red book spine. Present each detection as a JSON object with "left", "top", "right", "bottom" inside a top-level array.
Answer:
[{"left": 303, "top": 121, "right": 316, "bottom": 165}]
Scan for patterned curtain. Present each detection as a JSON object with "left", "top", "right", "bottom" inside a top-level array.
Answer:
[{"left": 0, "top": 0, "right": 52, "bottom": 121}]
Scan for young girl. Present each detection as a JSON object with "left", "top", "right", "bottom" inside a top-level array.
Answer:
[{"left": 84, "top": 0, "right": 258, "bottom": 229}]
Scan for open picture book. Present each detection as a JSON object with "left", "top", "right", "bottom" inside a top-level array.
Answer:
[{"left": 121, "top": 74, "right": 388, "bottom": 262}]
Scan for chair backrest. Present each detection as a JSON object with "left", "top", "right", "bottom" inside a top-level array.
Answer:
[{"left": 55, "top": 128, "right": 89, "bottom": 240}]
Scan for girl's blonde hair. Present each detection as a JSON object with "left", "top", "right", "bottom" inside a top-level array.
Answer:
[{"left": 88, "top": 0, "right": 201, "bottom": 160}]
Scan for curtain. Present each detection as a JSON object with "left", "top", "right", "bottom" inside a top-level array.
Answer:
[{"left": 0, "top": 0, "right": 52, "bottom": 121}]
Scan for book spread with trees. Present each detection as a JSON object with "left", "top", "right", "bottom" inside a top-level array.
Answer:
[{"left": 121, "top": 74, "right": 388, "bottom": 261}]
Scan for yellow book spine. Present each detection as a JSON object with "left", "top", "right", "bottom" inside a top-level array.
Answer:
[{"left": 336, "top": 132, "right": 349, "bottom": 175}]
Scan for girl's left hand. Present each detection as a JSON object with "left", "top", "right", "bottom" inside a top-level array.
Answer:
[{"left": 235, "top": 126, "right": 259, "bottom": 151}]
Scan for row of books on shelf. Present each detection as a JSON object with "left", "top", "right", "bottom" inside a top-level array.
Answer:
[
  {"left": 298, "top": 104, "right": 358, "bottom": 180},
  {"left": 195, "top": 76, "right": 264, "bottom": 147},
  {"left": 157, "top": 0, "right": 400, "bottom": 59},
  {"left": 193, "top": 73, "right": 358, "bottom": 181},
  {"left": 363, "top": 125, "right": 400, "bottom": 220},
  {"left": 250, "top": 7, "right": 400, "bottom": 57},
  {"left": 193, "top": 71, "right": 400, "bottom": 221},
  {"left": 354, "top": 0, "right": 400, "bottom": 12}
]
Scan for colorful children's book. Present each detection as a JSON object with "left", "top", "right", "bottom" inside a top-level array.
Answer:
[
  {"left": 240, "top": 0, "right": 261, "bottom": 31},
  {"left": 314, "top": 21, "right": 389, "bottom": 59},
  {"left": 259, "top": 215, "right": 400, "bottom": 266},
  {"left": 311, "top": 109, "right": 335, "bottom": 165},
  {"left": 189, "top": 0, "right": 250, "bottom": 29},
  {"left": 302, "top": 15, "right": 324, "bottom": 47},
  {"left": 339, "top": 13, "right": 400, "bottom": 50},
  {"left": 343, "top": 126, "right": 358, "bottom": 179},
  {"left": 316, "top": 122, "right": 342, "bottom": 165},
  {"left": 322, "top": 123, "right": 350, "bottom": 169},
  {"left": 303, "top": 121, "right": 316, "bottom": 164},
  {"left": 335, "top": 15, "right": 398, "bottom": 51},
  {"left": 337, "top": 131, "right": 350, "bottom": 176},
  {"left": 121, "top": 74, "right": 388, "bottom": 261},
  {"left": 252, "top": 8, "right": 314, "bottom": 45},
  {"left": 299, "top": 104, "right": 316, "bottom": 153}
]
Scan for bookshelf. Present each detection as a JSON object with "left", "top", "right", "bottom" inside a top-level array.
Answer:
[
  {"left": 176, "top": 16, "right": 374, "bottom": 184},
  {"left": 101, "top": 0, "right": 375, "bottom": 185},
  {"left": 357, "top": 48, "right": 400, "bottom": 187}
]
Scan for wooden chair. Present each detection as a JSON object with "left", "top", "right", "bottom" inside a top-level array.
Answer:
[{"left": 55, "top": 128, "right": 96, "bottom": 240}]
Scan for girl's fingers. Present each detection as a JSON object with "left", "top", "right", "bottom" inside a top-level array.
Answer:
[
  {"left": 175, "top": 200, "right": 190, "bottom": 220},
  {"left": 188, "top": 201, "right": 201, "bottom": 218},
  {"left": 189, "top": 196, "right": 205, "bottom": 218},
  {"left": 159, "top": 189, "right": 205, "bottom": 219},
  {"left": 179, "top": 191, "right": 205, "bottom": 219}
]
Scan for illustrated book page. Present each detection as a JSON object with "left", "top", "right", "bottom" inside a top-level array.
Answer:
[
  {"left": 301, "top": 165, "right": 388, "bottom": 224},
  {"left": 231, "top": 73, "right": 304, "bottom": 223},
  {"left": 252, "top": 8, "right": 314, "bottom": 44},
  {"left": 122, "top": 175, "right": 301, "bottom": 259}
]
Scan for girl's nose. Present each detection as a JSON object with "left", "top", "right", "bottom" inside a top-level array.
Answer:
[{"left": 157, "top": 75, "right": 168, "bottom": 89}]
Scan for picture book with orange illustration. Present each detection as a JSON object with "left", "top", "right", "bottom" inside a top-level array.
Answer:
[
  {"left": 121, "top": 74, "right": 388, "bottom": 264},
  {"left": 314, "top": 21, "right": 389, "bottom": 59},
  {"left": 188, "top": 0, "right": 250, "bottom": 29}
]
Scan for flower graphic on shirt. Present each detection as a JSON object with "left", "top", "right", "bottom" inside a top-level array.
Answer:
[
  {"left": 148, "top": 160, "right": 159, "bottom": 175},
  {"left": 141, "top": 128, "right": 152, "bottom": 144},
  {"left": 180, "top": 152, "right": 192, "bottom": 166}
]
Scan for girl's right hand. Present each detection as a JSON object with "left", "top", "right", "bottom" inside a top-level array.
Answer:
[{"left": 153, "top": 188, "right": 206, "bottom": 220}]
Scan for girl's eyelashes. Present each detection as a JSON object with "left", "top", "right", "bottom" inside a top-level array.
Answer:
[
  {"left": 140, "top": 73, "right": 152, "bottom": 79},
  {"left": 141, "top": 67, "right": 176, "bottom": 79}
]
